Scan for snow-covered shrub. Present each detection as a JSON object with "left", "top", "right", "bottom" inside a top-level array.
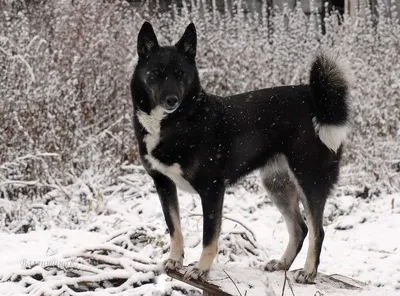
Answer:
[
  {"left": 0, "top": 0, "right": 399, "bottom": 198},
  {"left": 0, "top": 1, "right": 138, "bottom": 191}
]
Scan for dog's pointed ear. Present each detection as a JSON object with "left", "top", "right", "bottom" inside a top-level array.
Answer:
[
  {"left": 137, "top": 21, "right": 159, "bottom": 59},
  {"left": 175, "top": 22, "right": 197, "bottom": 60}
]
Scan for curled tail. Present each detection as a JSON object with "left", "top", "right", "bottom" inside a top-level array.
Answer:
[{"left": 310, "top": 50, "right": 353, "bottom": 153}]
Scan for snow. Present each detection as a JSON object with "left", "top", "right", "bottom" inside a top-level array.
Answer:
[{"left": 0, "top": 169, "right": 399, "bottom": 295}]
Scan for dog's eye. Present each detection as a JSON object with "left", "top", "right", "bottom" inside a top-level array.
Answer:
[{"left": 176, "top": 70, "right": 184, "bottom": 78}]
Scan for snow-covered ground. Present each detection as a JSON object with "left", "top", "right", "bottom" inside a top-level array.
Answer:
[{"left": 1, "top": 166, "right": 399, "bottom": 295}]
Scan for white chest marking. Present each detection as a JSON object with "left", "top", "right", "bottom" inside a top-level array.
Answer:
[{"left": 137, "top": 107, "right": 196, "bottom": 193}]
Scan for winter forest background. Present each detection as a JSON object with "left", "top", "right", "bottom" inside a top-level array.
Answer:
[{"left": 0, "top": 0, "right": 399, "bottom": 295}]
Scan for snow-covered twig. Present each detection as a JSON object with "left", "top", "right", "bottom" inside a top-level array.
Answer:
[{"left": 186, "top": 213, "right": 257, "bottom": 243}]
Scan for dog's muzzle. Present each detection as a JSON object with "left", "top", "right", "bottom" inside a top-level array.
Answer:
[{"left": 162, "top": 95, "right": 180, "bottom": 113}]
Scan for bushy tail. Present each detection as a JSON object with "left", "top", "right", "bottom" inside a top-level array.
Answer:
[{"left": 309, "top": 50, "right": 353, "bottom": 153}]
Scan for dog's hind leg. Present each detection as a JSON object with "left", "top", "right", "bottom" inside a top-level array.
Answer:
[
  {"left": 261, "top": 154, "right": 308, "bottom": 272},
  {"left": 288, "top": 153, "right": 339, "bottom": 284},
  {"left": 295, "top": 202, "right": 325, "bottom": 284},
  {"left": 184, "top": 184, "right": 225, "bottom": 280},
  {"left": 292, "top": 175, "right": 332, "bottom": 284},
  {"left": 152, "top": 173, "right": 184, "bottom": 271}
]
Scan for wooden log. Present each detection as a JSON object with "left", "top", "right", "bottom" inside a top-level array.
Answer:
[
  {"left": 166, "top": 269, "right": 233, "bottom": 296},
  {"left": 165, "top": 263, "right": 368, "bottom": 296}
]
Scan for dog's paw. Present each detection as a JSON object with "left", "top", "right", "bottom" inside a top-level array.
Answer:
[
  {"left": 163, "top": 257, "right": 183, "bottom": 271},
  {"left": 294, "top": 269, "right": 317, "bottom": 284},
  {"left": 264, "top": 259, "right": 287, "bottom": 272},
  {"left": 183, "top": 265, "right": 210, "bottom": 281}
]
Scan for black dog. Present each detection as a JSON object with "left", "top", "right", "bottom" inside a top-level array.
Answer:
[{"left": 130, "top": 21, "right": 352, "bottom": 284}]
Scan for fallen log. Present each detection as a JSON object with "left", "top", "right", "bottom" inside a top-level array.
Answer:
[{"left": 166, "top": 263, "right": 368, "bottom": 296}]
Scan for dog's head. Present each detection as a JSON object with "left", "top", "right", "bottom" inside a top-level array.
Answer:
[{"left": 133, "top": 21, "right": 199, "bottom": 113}]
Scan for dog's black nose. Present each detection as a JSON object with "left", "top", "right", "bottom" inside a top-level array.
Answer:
[{"left": 165, "top": 95, "right": 179, "bottom": 108}]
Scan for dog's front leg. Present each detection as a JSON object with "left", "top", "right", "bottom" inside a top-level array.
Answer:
[
  {"left": 152, "top": 172, "right": 184, "bottom": 271},
  {"left": 184, "top": 184, "right": 225, "bottom": 280}
]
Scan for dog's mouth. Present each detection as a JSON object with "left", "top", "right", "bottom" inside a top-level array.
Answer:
[{"left": 162, "top": 104, "right": 180, "bottom": 113}]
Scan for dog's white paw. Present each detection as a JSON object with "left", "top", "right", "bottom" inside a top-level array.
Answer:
[
  {"left": 264, "top": 259, "right": 287, "bottom": 272},
  {"left": 163, "top": 257, "right": 183, "bottom": 271},
  {"left": 294, "top": 268, "right": 317, "bottom": 284},
  {"left": 183, "top": 265, "right": 210, "bottom": 281}
]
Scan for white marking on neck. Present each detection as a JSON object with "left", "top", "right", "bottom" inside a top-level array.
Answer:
[
  {"left": 137, "top": 107, "right": 196, "bottom": 193},
  {"left": 137, "top": 106, "right": 165, "bottom": 134}
]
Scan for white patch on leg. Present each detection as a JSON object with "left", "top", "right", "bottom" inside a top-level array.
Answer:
[
  {"left": 184, "top": 241, "right": 218, "bottom": 280},
  {"left": 169, "top": 210, "right": 184, "bottom": 261},
  {"left": 280, "top": 213, "right": 302, "bottom": 267},
  {"left": 164, "top": 209, "right": 184, "bottom": 270},
  {"left": 198, "top": 241, "right": 218, "bottom": 270},
  {"left": 137, "top": 107, "right": 196, "bottom": 193},
  {"left": 294, "top": 220, "right": 319, "bottom": 284},
  {"left": 316, "top": 124, "right": 348, "bottom": 153},
  {"left": 304, "top": 222, "right": 317, "bottom": 273}
]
